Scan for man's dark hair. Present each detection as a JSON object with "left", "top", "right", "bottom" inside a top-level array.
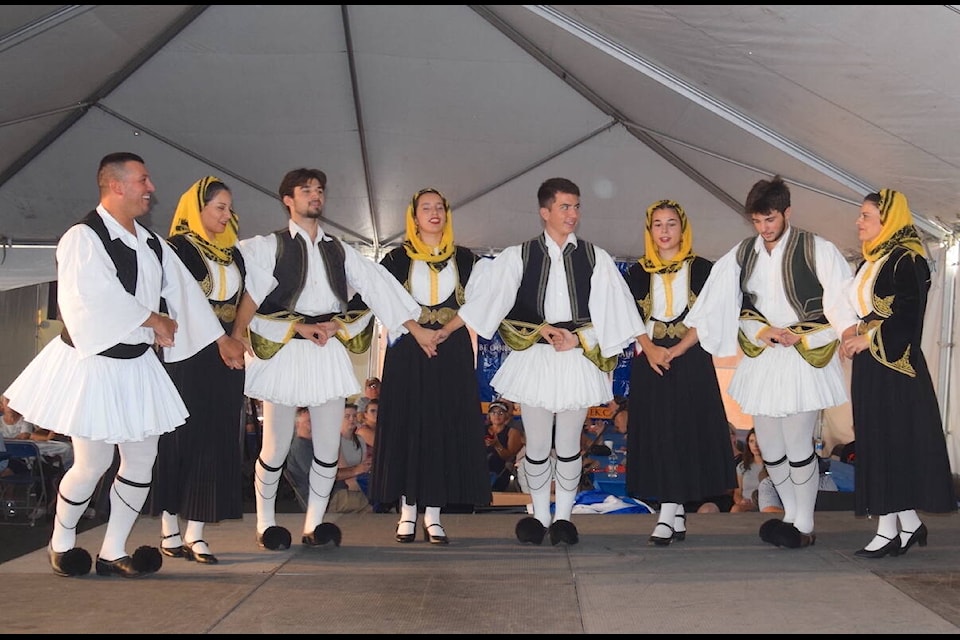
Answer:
[
  {"left": 97, "top": 152, "right": 145, "bottom": 187},
  {"left": 278, "top": 168, "right": 327, "bottom": 214},
  {"left": 537, "top": 177, "right": 580, "bottom": 209},
  {"left": 744, "top": 174, "right": 790, "bottom": 216}
]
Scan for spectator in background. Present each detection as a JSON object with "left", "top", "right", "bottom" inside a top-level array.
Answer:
[
  {"left": 285, "top": 407, "right": 314, "bottom": 507},
  {"left": 329, "top": 402, "right": 372, "bottom": 513},
  {"left": 731, "top": 429, "right": 783, "bottom": 513},
  {"left": 485, "top": 398, "right": 525, "bottom": 491}
]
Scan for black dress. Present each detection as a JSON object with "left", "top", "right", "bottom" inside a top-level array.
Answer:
[
  {"left": 851, "top": 248, "right": 956, "bottom": 516},
  {"left": 623, "top": 257, "right": 737, "bottom": 504},
  {"left": 370, "top": 247, "right": 492, "bottom": 508},
  {"left": 149, "top": 236, "right": 246, "bottom": 522}
]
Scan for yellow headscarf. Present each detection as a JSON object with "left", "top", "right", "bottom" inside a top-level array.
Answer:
[
  {"left": 168, "top": 176, "right": 238, "bottom": 265},
  {"left": 862, "top": 189, "right": 925, "bottom": 262},
  {"left": 402, "top": 187, "right": 455, "bottom": 269},
  {"left": 638, "top": 199, "right": 695, "bottom": 273}
]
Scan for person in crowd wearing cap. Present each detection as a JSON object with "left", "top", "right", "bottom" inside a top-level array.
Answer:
[
  {"left": 438, "top": 177, "right": 643, "bottom": 545},
  {"left": 230, "top": 168, "right": 429, "bottom": 551},
  {"left": 370, "top": 187, "right": 492, "bottom": 544},
  {"left": 485, "top": 398, "right": 525, "bottom": 491},
  {"left": 149, "top": 176, "right": 251, "bottom": 566},
  {"left": 838, "top": 190, "right": 955, "bottom": 558},
  {"left": 685, "top": 175, "right": 857, "bottom": 549},
  {"left": 622, "top": 199, "right": 737, "bottom": 545},
  {"left": 4, "top": 152, "right": 231, "bottom": 578}
]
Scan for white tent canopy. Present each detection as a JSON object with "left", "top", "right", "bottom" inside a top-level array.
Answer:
[{"left": 1, "top": 5, "right": 957, "bottom": 460}]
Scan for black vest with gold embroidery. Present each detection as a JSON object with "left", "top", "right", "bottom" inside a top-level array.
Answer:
[
  {"left": 380, "top": 246, "right": 475, "bottom": 325},
  {"left": 258, "top": 229, "right": 348, "bottom": 315},
  {"left": 506, "top": 236, "right": 595, "bottom": 327},
  {"left": 169, "top": 233, "right": 246, "bottom": 333},
  {"left": 736, "top": 227, "right": 824, "bottom": 322}
]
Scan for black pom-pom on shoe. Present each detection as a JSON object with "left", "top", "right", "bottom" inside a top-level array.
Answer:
[
  {"left": 49, "top": 546, "right": 92, "bottom": 577},
  {"left": 131, "top": 545, "right": 163, "bottom": 574},
  {"left": 302, "top": 523, "right": 342, "bottom": 547},
  {"left": 774, "top": 523, "right": 803, "bottom": 549},
  {"left": 257, "top": 525, "right": 292, "bottom": 550},
  {"left": 515, "top": 517, "right": 546, "bottom": 545},
  {"left": 548, "top": 519, "right": 579, "bottom": 546},
  {"left": 759, "top": 518, "right": 785, "bottom": 545}
]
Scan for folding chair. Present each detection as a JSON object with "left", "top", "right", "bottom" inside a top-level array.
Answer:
[{"left": 0, "top": 439, "right": 49, "bottom": 526}]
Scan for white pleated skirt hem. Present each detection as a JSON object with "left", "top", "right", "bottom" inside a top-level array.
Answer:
[
  {"left": 4, "top": 338, "right": 188, "bottom": 444},
  {"left": 491, "top": 344, "right": 612, "bottom": 413},
  {"left": 244, "top": 338, "right": 360, "bottom": 407},
  {"left": 729, "top": 347, "right": 848, "bottom": 418}
]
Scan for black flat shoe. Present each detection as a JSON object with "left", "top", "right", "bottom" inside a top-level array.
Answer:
[
  {"left": 900, "top": 523, "right": 928, "bottom": 555},
  {"left": 423, "top": 523, "right": 449, "bottom": 545},
  {"left": 395, "top": 520, "right": 417, "bottom": 543},
  {"left": 548, "top": 520, "right": 579, "bottom": 546},
  {"left": 160, "top": 532, "right": 184, "bottom": 558},
  {"left": 256, "top": 525, "right": 292, "bottom": 550},
  {"left": 302, "top": 523, "right": 342, "bottom": 547},
  {"left": 854, "top": 533, "right": 900, "bottom": 559},
  {"left": 49, "top": 545, "right": 92, "bottom": 577},
  {"left": 95, "top": 546, "right": 162, "bottom": 578},
  {"left": 183, "top": 539, "right": 218, "bottom": 565},
  {"left": 648, "top": 523, "right": 674, "bottom": 546}
]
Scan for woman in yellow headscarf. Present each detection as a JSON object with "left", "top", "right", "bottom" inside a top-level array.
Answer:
[
  {"left": 839, "top": 190, "right": 955, "bottom": 558},
  {"left": 150, "top": 176, "right": 250, "bottom": 565},
  {"left": 623, "top": 199, "right": 737, "bottom": 545},
  {"left": 371, "top": 188, "right": 492, "bottom": 545}
]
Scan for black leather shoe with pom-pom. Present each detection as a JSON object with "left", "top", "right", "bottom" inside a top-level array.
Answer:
[
  {"left": 49, "top": 546, "right": 92, "bottom": 577},
  {"left": 515, "top": 517, "right": 546, "bottom": 545},
  {"left": 302, "top": 522, "right": 342, "bottom": 547},
  {"left": 548, "top": 519, "right": 579, "bottom": 546},
  {"left": 257, "top": 525, "right": 292, "bottom": 550}
]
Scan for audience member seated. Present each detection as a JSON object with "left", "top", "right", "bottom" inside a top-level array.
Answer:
[
  {"left": 356, "top": 397, "right": 378, "bottom": 450},
  {"left": 2, "top": 394, "right": 73, "bottom": 472},
  {"left": 484, "top": 398, "right": 525, "bottom": 491},
  {"left": 730, "top": 428, "right": 784, "bottom": 513},
  {"left": 330, "top": 402, "right": 373, "bottom": 513},
  {"left": 285, "top": 407, "right": 314, "bottom": 506}
]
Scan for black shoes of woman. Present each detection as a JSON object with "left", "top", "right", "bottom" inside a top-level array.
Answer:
[
  {"left": 855, "top": 524, "right": 928, "bottom": 559},
  {"left": 396, "top": 520, "right": 417, "bottom": 543},
  {"left": 900, "top": 523, "right": 928, "bottom": 555},
  {"left": 160, "top": 532, "right": 185, "bottom": 558},
  {"left": 423, "top": 523, "right": 449, "bottom": 545},
  {"left": 855, "top": 533, "right": 901, "bottom": 558},
  {"left": 183, "top": 539, "right": 218, "bottom": 564},
  {"left": 648, "top": 523, "right": 674, "bottom": 546}
]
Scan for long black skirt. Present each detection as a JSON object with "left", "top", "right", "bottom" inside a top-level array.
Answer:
[
  {"left": 149, "top": 341, "right": 246, "bottom": 522},
  {"left": 626, "top": 340, "right": 736, "bottom": 504},
  {"left": 851, "top": 349, "right": 955, "bottom": 516},
  {"left": 371, "top": 327, "right": 492, "bottom": 508}
]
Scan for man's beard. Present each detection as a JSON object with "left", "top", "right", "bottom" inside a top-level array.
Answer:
[{"left": 304, "top": 208, "right": 323, "bottom": 219}]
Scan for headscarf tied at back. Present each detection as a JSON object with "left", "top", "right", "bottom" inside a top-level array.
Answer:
[
  {"left": 862, "top": 189, "right": 925, "bottom": 262},
  {"left": 169, "top": 176, "right": 238, "bottom": 265},
  {"left": 638, "top": 199, "right": 695, "bottom": 274},
  {"left": 403, "top": 187, "right": 455, "bottom": 271}
]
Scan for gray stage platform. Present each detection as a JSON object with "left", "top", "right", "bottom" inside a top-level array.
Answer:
[{"left": 2, "top": 510, "right": 959, "bottom": 634}]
